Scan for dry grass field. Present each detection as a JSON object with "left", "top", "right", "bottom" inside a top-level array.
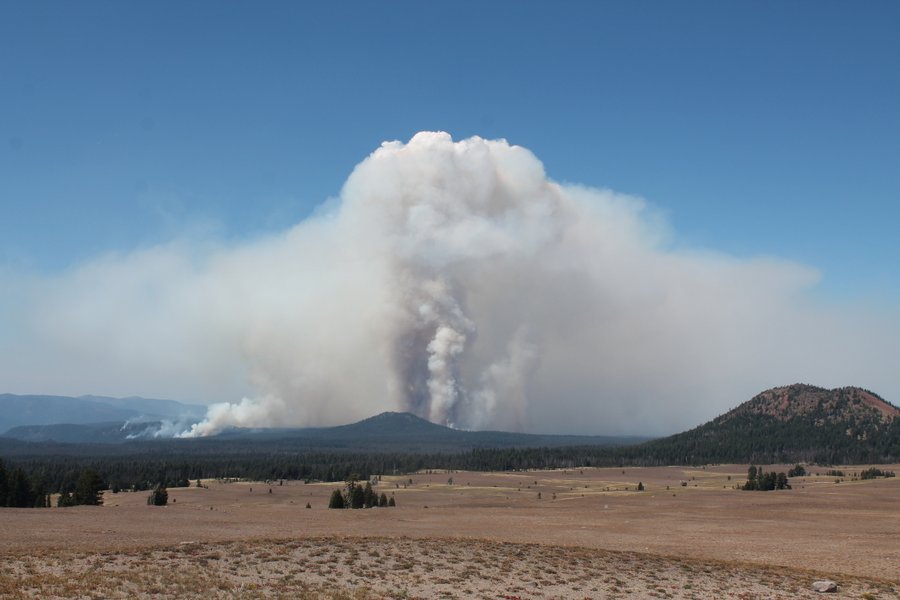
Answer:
[{"left": 1, "top": 464, "right": 897, "bottom": 599}]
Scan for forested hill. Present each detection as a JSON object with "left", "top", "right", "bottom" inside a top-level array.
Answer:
[
  {"left": 1, "top": 411, "right": 649, "bottom": 452},
  {"left": 624, "top": 384, "right": 900, "bottom": 465}
]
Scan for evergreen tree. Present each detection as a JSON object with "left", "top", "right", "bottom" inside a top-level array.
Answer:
[
  {"left": 0, "top": 459, "right": 7, "bottom": 505},
  {"left": 363, "top": 481, "right": 375, "bottom": 508},
  {"left": 379, "top": 492, "right": 388, "bottom": 507},
  {"left": 388, "top": 496, "right": 396, "bottom": 507},
  {"left": 328, "top": 489, "right": 345, "bottom": 509},
  {"left": 775, "top": 472, "right": 788, "bottom": 490},
  {"left": 787, "top": 464, "right": 806, "bottom": 477},
  {"left": 74, "top": 469, "right": 104, "bottom": 506},
  {"left": 350, "top": 482, "right": 365, "bottom": 509},
  {"left": 743, "top": 465, "right": 758, "bottom": 490},
  {"left": 5, "top": 467, "right": 37, "bottom": 508},
  {"left": 147, "top": 484, "right": 168, "bottom": 506}
]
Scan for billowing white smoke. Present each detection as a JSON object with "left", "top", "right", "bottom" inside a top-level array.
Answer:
[{"left": 1, "top": 132, "right": 897, "bottom": 436}]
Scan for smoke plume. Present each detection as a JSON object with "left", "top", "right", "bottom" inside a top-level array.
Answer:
[{"left": 1, "top": 132, "right": 897, "bottom": 436}]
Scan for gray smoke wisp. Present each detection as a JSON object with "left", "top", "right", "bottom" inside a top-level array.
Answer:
[{"left": 1, "top": 132, "right": 897, "bottom": 436}]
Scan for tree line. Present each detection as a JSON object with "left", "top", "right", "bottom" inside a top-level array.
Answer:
[{"left": 0, "top": 457, "right": 47, "bottom": 507}]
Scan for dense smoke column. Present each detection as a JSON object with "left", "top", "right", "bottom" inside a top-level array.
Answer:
[
  {"left": 343, "top": 133, "right": 562, "bottom": 429},
  {"left": 388, "top": 273, "right": 476, "bottom": 426},
  {"left": 7, "top": 130, "right": 874, "bottom": 439}
]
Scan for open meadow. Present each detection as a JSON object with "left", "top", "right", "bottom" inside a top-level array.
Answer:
[{"left": 1, "top": 464, "right": 897, "bottom": 599}]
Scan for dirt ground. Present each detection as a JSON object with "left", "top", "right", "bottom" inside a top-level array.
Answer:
[{"left": 1, "top": 464, "right": 897, "bottom": 599}]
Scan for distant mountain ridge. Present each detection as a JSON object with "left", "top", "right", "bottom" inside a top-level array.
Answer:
[
  {"left": 1, "top": 409, "right": 649, "bottom": 451},
  {"left": 0, "top": 394, "right": 207, "bottom": 435},
  {"left": 2, "top": 385, "right": 898, "bottom": 465},
  {"left": 2, "top": 422, "right": 170, "bottom": 444},
  {"left": 633, "top": 384, "right": 899, "bottom": 464}
]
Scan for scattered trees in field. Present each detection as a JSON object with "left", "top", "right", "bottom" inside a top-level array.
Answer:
[
  {"left": 328, "top": 478, "right": 396, "bottom": 509},
  {"left": 859, "top": 467, "right": 895, "bottom": 479},
  {"left": 743, "top": 465, "right": 790, "bottom": 491}
]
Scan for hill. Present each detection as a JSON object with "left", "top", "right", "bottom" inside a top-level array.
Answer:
[
  {"left": 1, "top": 410, "right": 648, "bottom": 451},
  {"left": 0, "top": 394, "right": 207, "bottom": 435},
  {"left": 630, "top": 384, "right": 900, "bottom": 464},
  {"left": 1, "top": 422, "right": 174, "bottom": 444}
]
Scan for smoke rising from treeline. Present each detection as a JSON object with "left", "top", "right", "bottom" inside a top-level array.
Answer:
[{"left": 1, "top": 132, "right": 896, "bottom": 436}]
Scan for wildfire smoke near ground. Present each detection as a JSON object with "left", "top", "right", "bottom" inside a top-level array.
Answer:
[{"left": 2, "top": 132, "right": 899, "bottom": 437}]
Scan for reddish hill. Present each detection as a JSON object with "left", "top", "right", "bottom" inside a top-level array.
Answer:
[
  {"left": 637, "top": 384, "right": 900, "bottom": 464},
  {"left": 735, "top": 384, "right": 899, "bottom": 425}
]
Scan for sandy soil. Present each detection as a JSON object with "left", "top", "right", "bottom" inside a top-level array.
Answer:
[{"left": 0, "top": 464, "right": 897, "bottom": 598}]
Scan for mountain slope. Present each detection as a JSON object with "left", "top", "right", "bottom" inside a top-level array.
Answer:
[
  {"left": 1, "top": 422, "right": 169, "bottom": 444},
  {"left": 0, "top": 410, "right": 649, "bottom": 451},
  {"left": 633, "top": 384, "right": 900, "bottom": 464},
  {"left": 0, "top": 394, "right": 206, "bottom": 434},
  {"left": 0, "top": 395, "right": 141, "bottom": 434}
]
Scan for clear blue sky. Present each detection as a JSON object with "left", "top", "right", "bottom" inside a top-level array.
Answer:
[{"left": 3, "top": 1, "right": 899, "bottom": 300}]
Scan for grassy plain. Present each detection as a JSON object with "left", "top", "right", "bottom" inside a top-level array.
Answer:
[{"left": 1, "top": 464, "right": 897, "bottom": 599}]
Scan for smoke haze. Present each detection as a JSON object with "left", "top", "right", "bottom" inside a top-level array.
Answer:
[{"left": 1, "top": 132, "right": 897, "bottom": 436}]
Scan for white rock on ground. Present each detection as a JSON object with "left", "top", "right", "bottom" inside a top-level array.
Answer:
[{"left": 812, "top": 580, "right": 838, "bottom": 593}]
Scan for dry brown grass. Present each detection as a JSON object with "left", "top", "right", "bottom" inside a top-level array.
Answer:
[{"left": 0, "top": 464, "right": 897, "bottom": 598}]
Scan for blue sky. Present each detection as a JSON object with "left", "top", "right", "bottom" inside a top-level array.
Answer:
[
  {"left": 3, "top": 1, "right": 898, "bottom": 300},
  {"left": 2, "top": 2, "right": 900, "bottom": 433}
]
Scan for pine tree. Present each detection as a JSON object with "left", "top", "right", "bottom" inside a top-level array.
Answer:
[
  {"left": 74, "top": 469, "right": 104, "bottom": 506},
  {"left": 363, "top": 481, "right": 375, "bottom": 508},
  {"left": 379, "top": 492, "right": 388, "bottom": 507},
  {"left": 0, "top": 459, "right": 7, "bottom": 505},
  {"left": 5, "top": 468, "right": 36, "bottom": 508},
  {"left": 349, "top": 482, "right": 365, "bottom": 509},
  {"left": 743, "top": 465, "right": 758, "bottom": 490},
  {"left": 328, "top": 489, "right": 345, "bottom": 509},
  {"left": 775, "top": 472, "right": 789, "bottom": 490},
  {"left": 147, "top": 484, "right": 168, "bottom": 506}
]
